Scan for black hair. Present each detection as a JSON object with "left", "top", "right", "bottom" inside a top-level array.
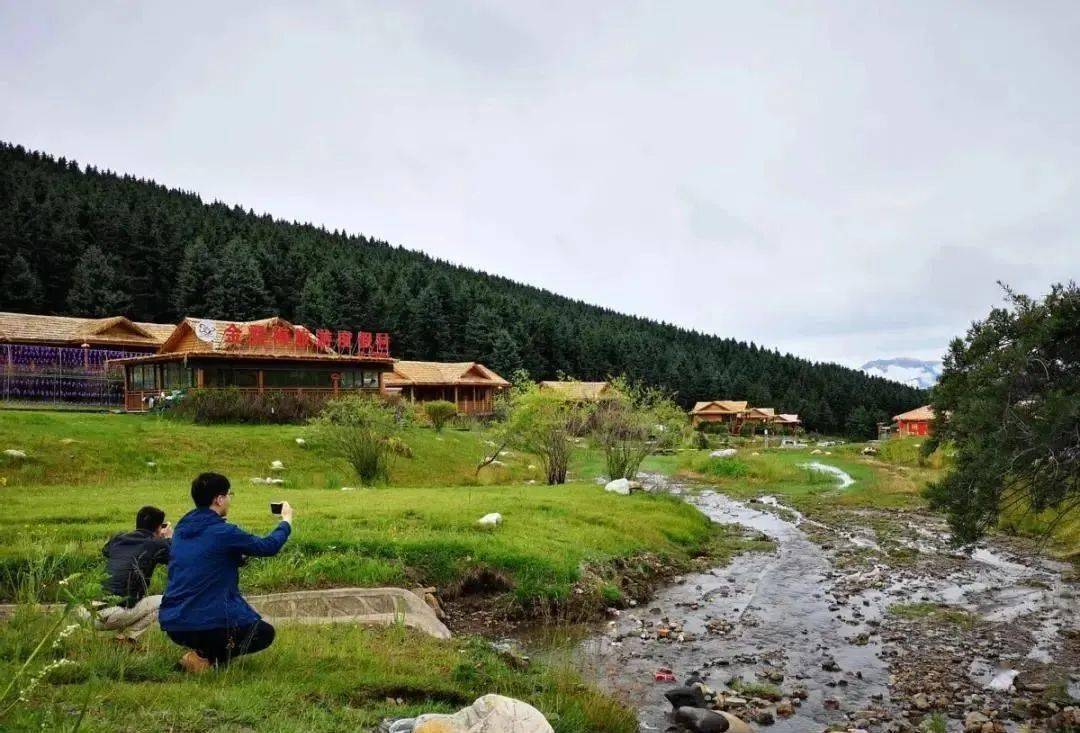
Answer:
[
  {"left": 191, "top": 472, "right": 231, "bottom": 508},
  {"left": 135, "top": 505, "right": 166, "bottom": 532}
]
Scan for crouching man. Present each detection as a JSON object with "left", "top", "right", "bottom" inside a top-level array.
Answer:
[
  {"left": 160, "top": 472, "right": 293, "bottom": 673},
  {"left": 95, "top": 506, "right": 172, "bottom": 641}
]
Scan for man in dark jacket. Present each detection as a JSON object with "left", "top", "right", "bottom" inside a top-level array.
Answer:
[
  {"left": 160, "top": 472, "right": 293, "bottom": 673},
  {"left": 95, "top": 506, "right": 172, "bottom": 640}
]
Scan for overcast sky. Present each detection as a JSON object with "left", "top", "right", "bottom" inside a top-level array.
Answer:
[{"left": 2, "top": 1, "right": 1078, "bottom": 368}]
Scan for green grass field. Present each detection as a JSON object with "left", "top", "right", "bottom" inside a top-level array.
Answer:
[{"left": 0, "top": 411, "right": 720, "bottom": 732}]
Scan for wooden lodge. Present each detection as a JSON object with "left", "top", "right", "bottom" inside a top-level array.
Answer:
[
  {"left": 690, "top": 400, "right": 801, "bottom": 433},
  {"left": 0, "top": 312, "right": 174, "bottom": 408},
  {"left": 538, "top": 380, "right": 614, "bottom": 401},
  {"left": 383, "top": 361, "right": 509, "bottom": 416},
  {"left": 893, "top": 405, "right": 934, "bottom": 437},
  {"left": 112, "top": 317, "right": 394, "bottom": 412},
  {"left": 689, "top": 400, "right": 748, "bottom": 427}
]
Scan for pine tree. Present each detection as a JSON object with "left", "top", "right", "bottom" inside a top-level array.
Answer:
[
  {"left": 66, "top": 245, "right": 130, "bottom": 316},
  {"left": 205, "top": 237, "right": 273, "bottom": 320},
  {"left": 489, "top": 328, "right": 524, "bottom": 376},
  {"left": 174, "top": 237, "right": 217, "bottom": 317},
  {"left": 1, "top": 253, "right": 44, "bottom": 312}
]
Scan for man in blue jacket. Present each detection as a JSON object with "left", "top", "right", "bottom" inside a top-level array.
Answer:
[{"left": 160, "top": 472, "right": 293, "bottom": 673}]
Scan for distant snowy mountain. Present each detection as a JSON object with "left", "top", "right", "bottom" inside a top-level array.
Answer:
[{"left": 861, "top": 358, "right": 941, "bottom": 389}]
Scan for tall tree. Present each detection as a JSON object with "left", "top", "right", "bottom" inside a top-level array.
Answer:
[
  {"left": 926, "top": 283, "right": 1080, "bottom": 544},
  {"left": 66, "top": 245, "right": 129, "bottom": 316},
  {"left": 1, "top": 252, "right": 44, "bottom": 312},
  {"left": 174, "top": 237, "right": 217, "bottom": 317},
  {"left": 205, "top": 237, "right": 273, "bottom": 320}
]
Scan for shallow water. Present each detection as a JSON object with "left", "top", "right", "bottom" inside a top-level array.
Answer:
[{"left": 575, "top": 480, "right": 1077, "bottom": 731}]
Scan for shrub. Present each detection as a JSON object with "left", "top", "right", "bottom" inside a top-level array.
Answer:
[
  {"left": 593, "top": 377, "right": 686, "bottom": 480},
  {"left": 703, "top": 458, "right": 749, "bottom": 478},
  {"left": 168, "top": 388, "right": 328, "bottom": 424},
  {"left": 424, "top": 400, "right": 458, "bottom": 432},
  {"left": 496, "top": 380, "right": 592, "bottom": 485},
  {"left": 310, "top": 394, "right": 403, "bottom": 484}
]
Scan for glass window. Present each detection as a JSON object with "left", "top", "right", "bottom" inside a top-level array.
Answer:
[{"left": 361, "top": 370, "right": 379, "bottom": 389}]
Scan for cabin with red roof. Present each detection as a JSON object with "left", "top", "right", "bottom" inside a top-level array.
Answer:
[{"left": 894, "top": 405, "right": 935, "bottom": 437}]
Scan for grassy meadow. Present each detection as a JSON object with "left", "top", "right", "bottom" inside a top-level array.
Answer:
[
  {"left": 1, "top": 411, "right": 1075, "bottom": 731},
  {"left": 0, "top": 410, "right": 718, "bottom": 732}
]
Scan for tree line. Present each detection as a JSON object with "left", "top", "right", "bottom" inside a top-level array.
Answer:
[{"left": 0, "top": 141, "right": 925, "bottom": 432}]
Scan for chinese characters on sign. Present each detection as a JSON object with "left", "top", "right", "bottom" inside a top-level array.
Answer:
[{"left": 222, "top": 323, "right": 390, "bottom": 357}]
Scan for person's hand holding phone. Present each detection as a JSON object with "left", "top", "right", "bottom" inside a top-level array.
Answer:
[{"left": 279, "top": 501, "right": 294, "bottom": 524}]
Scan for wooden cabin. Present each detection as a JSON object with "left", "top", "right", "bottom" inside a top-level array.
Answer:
[
  {"left": 383, "top": 361, "right": 509, "bottom": 416},
  {"left": 893, "top": 405, "right": 935, "bottom": 437},
  {"left": 537, "top": 381, "right": 614, "bottom": 401},
  {"left": 0, "top": 312, "right": 174, "bottom": 408},
  {"left": 689, "top": 400, "right": 749, "bottom": 427},
  {"left": 112, "top": 317, "right": 394, "bottom": 412},
  {"left": 771, "top": 413, "right": 802, "bottom": 433}
]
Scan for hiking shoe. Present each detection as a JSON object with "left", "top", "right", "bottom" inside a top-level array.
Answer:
[{"left": 179, "top": 651, "right": 211, "bottom": 674}]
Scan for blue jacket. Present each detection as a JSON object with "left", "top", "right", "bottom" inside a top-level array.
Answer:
[{"left": 159, "top": 508, "right": 291, "bottom": 632}]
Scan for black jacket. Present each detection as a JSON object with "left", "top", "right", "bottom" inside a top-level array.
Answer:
[{"left": 102, "top": 529, "right": 171, "bottom": 607}]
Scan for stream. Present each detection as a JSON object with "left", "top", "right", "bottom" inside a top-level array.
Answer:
[{"left": 572, "top": 471, "right": 1079, "bottom": 732}]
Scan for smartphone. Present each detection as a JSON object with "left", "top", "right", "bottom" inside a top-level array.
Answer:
[{"left": 270, "top": 501, "right": 283, "bottom": 515}]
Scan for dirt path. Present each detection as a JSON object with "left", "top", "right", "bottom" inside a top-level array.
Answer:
[{"left": 576, "top": 477, "right": 1079, "bottom": 732}]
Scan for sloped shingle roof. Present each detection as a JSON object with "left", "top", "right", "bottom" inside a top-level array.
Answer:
[
  {"left": 0, "top": 312, "right": 173, "bottom": 348},
  {"left": 690, "top": 400, "right": 749, "bottom": 414},
  {"left": 894, "top": 405, "right": 935, "bottom": 422},
  {"left": 384, "top": 361, "right": 509, "bottom": 387},
  {"left": 538, "top": 381, "right": 613, "bottom": 400}
]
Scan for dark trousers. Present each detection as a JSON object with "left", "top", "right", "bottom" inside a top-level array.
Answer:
[{"left": 166, "top": 620, "right": 275, "bottom": 666}]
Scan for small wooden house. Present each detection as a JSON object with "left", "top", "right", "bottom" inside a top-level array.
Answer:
[
  {"left": 538, "top": 381, "right": 614, "bottom": 401},
  {"left": 383, "top": 361, "right": 509, "bottom": 416},
  {"left": 894, "top": 405, "right": 935, "bottom": 437},
  {"left": 771, "top": 413, "right": 802, "bottom": 432},
  {"left": 689, "top": 400, "right": 749, "bottom": 427},
  {"left": 112, "top": 316, "right": 394, "bottom": 412}
]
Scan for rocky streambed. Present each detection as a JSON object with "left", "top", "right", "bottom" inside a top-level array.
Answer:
[{"left": 574, "top": 474, "right": 1079, "bottom": 732}]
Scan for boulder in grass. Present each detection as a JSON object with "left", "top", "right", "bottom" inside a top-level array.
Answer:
[
  {"left": 709, "top": 448, "right": 737, "bottom": 458},
  {"left": 477, "top": 512, "right": 502, "bottom": 527},
  {"left": 270, "top": 460, "right": 285, "bottom": 471},
  {"left": 3, "top": 449, "right": 27, "bottom": 460},
  {"left": 604, "top": 478, "right": 631, "bottom": 495},
  {"left": 413, "top": 694, "right": 553, "bottom": 733},
  {"left": 294, "top": 437, "right": 306, "bottom": 447}
]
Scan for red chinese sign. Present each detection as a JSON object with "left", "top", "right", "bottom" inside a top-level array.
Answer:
[{"left": 218, "top": 322, "right": 390, "bottom": 357}]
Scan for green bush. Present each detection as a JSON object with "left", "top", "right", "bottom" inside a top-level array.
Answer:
[
  {"left": 310, "top": 394, "right": 404, "bottom": 484},
  {"left": 167, "top": 388, "right": 328, "bottom": 424},
  {"left": 702, "top": 458, "right": 750, "bottom": 478},
  {"left": 424, "top": 400, "right": 458, "bottom": 432}
]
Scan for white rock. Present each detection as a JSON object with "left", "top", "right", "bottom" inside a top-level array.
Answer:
[
  {"left": 341, "top": 486, "right": 357, "bottom": 491},
  {"left": 250, "top": 477, "right": 266, "bottom": 484},
  {"left": 710, "top": 448, "right": 737, "bottom": 458},
  {"left": 477, "top": 512, "right": 502, "bottom": 526},
  {"left": 489, "top": 459, "right": 506, "bottom": 467},
  {"left": 267, "top": 477, "right": 285, "bottom": 485},
  {"left": 527, "top": 464, "right": 537, "bottom": 470},
  {"left": 146, "top": 461, "right": 157, "bottom": 468},
  {"left": 604, "top": 478, "right": 631, "bottom": 495},
  {"left": 751, "top": 452, "right": 760, "bottom": 456},
  {"left": 270, "top": 460, "right": 285, "bottom": 471},
  {"left": 414, "top": 694, "right": 553, "bottom": 733},
  {"left": 811, "top": 449, "right": 823, "bottom": 455},
  {"left": 294, "top": 437, "right": 306, "bottom": 446},
  {"left": 3, "top": 449, "right": 27, "bottom": 459}
]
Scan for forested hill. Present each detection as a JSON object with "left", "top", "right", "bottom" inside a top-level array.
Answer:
[{"left": 0, "top": 142, "right": 924, "bottom": 431}]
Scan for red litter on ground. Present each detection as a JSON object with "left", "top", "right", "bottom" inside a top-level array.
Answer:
[{"left": 654, "top": 667, "right": 676, "bottom": 683}]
